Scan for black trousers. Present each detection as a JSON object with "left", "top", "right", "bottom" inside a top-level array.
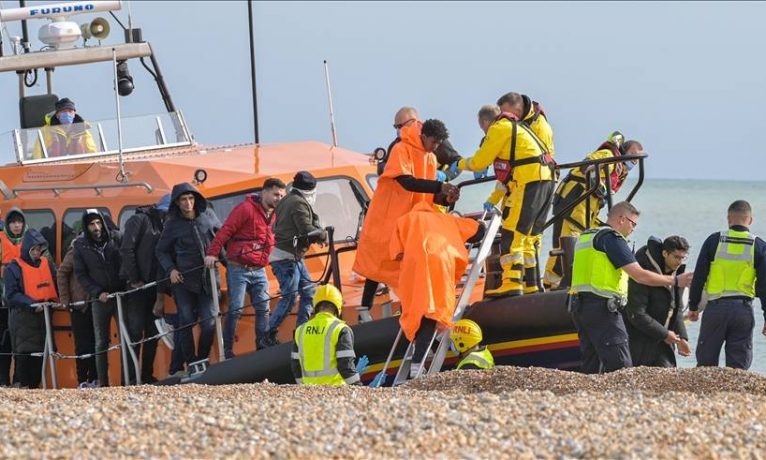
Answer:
[
  {"left": 696, "top": 298, "right": 754, "bottom": 370},
  {"left": 70, "top": 306, "right": 97, "bottom": 384},
  {"left": 361, "top": 279, "right": 379, "bottom": 308},
  {"left": 0, "top": 307, "right": 12, "bottom": 386},
  {"left": 571, "top": 294, "right": 632, "bottom": 374},
  {"left": 14, "top": 355, "right": 42, "bottom": 389},
  {"left": 412, "top": 318, "right": 437, "bottom": 364},
  {"left": 125, "top": 288, "right": 159, "bottom": 383}
]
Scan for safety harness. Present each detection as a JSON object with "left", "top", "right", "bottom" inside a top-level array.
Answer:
[{"left": 491, "top": 112, "right": 556, "bottom": 184}]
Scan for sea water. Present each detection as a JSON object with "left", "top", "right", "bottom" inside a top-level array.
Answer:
[{"left": 455, "top": 177, "right": 766, "bottom": 374}]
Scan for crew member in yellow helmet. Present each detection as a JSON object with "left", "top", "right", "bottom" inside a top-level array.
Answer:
[
  {"left": 569, "top": 201, "right": 693, "bottom": 374},
  {"left": 543, "top": 133, "right": 644, "bottom": 290},
  {"left": 451, "top": 319, "right": 494, "bottom": 370},
  {"left": 290, "top": 284, "right": 361, "bottom": 385},
  {"left": 451, "top": 100, "right": 555, "bottom": 297},
  {"left": 688, "top": 200, "right": 766, "bottom": 370}
]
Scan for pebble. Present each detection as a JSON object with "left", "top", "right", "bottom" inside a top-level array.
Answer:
[{"left": 0, "top": 366, "right": 764, "bottom": 458}]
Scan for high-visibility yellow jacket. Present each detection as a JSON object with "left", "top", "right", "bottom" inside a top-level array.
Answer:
[{"left": 291, "top": 312, "right": 360, "bottom": 385}]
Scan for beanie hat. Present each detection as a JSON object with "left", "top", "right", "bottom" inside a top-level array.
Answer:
[
  {"left": 55, "top": 97, "right": 76, "bottom": 112},
  {"left": 293, "top": 171, "right": 317, "bottom": 191}
]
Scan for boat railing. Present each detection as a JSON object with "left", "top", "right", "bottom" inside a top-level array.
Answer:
[
  {"left": 452, "top": 153, "right": 647, "bottom": 231},
  {"left": 3, "top": 110, "right": 193, "bottom": 165}
]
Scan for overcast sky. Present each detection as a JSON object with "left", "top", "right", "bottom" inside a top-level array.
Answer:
[{"left": 1, "top": 1, "right": 764, "bottom": 180}]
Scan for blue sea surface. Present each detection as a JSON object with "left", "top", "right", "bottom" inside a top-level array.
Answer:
[{"left": 455, "top": 177, "right": 766, "bottom": 374}]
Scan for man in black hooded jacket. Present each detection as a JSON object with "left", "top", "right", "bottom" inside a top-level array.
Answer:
[
  {"left": 156, "top": 183, "right": 222, "bottom": 367},
  {"left": 624, "top": 235, "right": 691, "bottom": 367},
  {"left": 74, "top": 209, "right": 123, "bottom": 386},
  {"left": 5, "top": 229, "right": 58, "bottom": 388},
  {"left": 120, "top": 194, "right": 171, "bottom": 383}
]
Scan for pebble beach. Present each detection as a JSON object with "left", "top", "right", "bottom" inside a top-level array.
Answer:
[{"left": 1, "top": 366, "right": 765, "bottom": 458}]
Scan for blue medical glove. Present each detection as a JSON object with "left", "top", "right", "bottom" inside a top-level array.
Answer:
[
  {"left": 483, "top": 201, "right": 495, "bottom": 213},
  {"left": 436, "top": 170, "right": 447, "bottom": 182},
  {"left": 449, "top": 161, "right": 461, "bottom": 177},
  {"left": 355, "top": 355, "right": 369, "bottom": 375},
  {"left": 473, "top": 168, "right": 489, "bottom": 180}
]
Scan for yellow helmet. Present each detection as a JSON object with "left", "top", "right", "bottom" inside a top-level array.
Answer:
[
  {"left": 313, "top": 284, "right": 344, "bottom": 316},
  {"left": 608, "top": 130, "right": 624, "bottom": 148},
  {"left": 450, "top": 319, "right": 483, "bottom": 353}
]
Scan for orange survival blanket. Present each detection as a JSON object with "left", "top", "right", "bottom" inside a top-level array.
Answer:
[{"left": 390, "top": 202, "right": 479, "bottom": 341}]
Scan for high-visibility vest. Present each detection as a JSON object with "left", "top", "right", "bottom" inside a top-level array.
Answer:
[
  {"left": 17, "top": 256, "right": 58, "bottom": 302},
  {"left": 293, "top": 312, "right": 351, "bottom": 385},
  {"left": 706, "top": 229, "right": 757, "bottom": 300},
  {"left": 456, "top": 347, "right": 495, "bottom": 370},
  {"left": 0, "top": 232, "right": 22, "bottom": 266},
  {"left": 570, "top": 226, "right": 629, "bottom": 301}
]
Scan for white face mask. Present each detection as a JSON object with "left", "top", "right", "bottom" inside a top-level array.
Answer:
[{"left": 295, "top": 188, "right": 316, "bottom": 206}]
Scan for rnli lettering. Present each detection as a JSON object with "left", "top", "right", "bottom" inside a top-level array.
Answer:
[
  {"left": 30, "top": 4, "right": 93, "bottom": 16},
  {"left": 37, "top": 281, "right": 51, "bottom": 289},
  {"left": 453, "top": 325, "right": 471, "bottom": 334},
  {"left": 306, "top": 325, "right": 326, "bottom": 335}
]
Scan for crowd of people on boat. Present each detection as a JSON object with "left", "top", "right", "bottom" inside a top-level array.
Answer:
[{"left": 0, "top": 91, "right": 765, "bottom": 389}]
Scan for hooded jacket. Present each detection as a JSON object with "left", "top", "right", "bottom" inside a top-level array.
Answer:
[
  {"left": 57, "top": 247, "right": 88, "bottom": 308},
  {"left": 624, "top": 237, "right": 688, "bottom": 367},
  {"left": 120, "top": 205, "right": 166, "bottom": 284},
  {"left": 0, "top": 207, "right": 26, "bottom": 269},
  {"left": 206, "top": 193, "right": 275, "bottom": 267},
  {"left": 5, "top": 229, "right": 57, "bottom": 354},
  {"left": 155, "top": 183, "right": 222, "bottom": 294},
  {"left": 73, "top": 209, "right": 123, "bottom": 298}
]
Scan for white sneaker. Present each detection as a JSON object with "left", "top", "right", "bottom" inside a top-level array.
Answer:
[
  {"left": 410, "top": 362, "right": 425, "bottom": 379},
  {"left": 154, "top": 318, "right": 175, "bottom": 350}
]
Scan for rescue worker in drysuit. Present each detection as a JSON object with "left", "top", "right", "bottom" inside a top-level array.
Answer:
[
  {"left": 451, "top": 104, "right": 556, "bottom": 297},
  {"left": 451, "top": 319, "right": 495, "bottom": 370},
  {"left": 390, "top": 201, "right": 485, "bottom": 378},
  {"left": 543, "top": 132, "right": 644, "bottom": 290},
  {"left": 291, "top": 284, "right": 361, "bottom": 386},
  {"left": 353, "top": 119, "right": 459, "bottom": 315},
  {"left": 0, "top": 208, "right": 26, "bottom": 386},
  {"left": 482, "top": 93, "right": 556, "bottom": 292},
  {"left": 5, "top": 229, "right": 58, "bottom": 388}
]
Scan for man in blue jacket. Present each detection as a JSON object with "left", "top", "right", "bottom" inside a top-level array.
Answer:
[
  {"left": 5, "top": 229, "right": 58, "bottom": 388},
  {"left": 156, "top": 183, "right": 222, "bottom": 368}
]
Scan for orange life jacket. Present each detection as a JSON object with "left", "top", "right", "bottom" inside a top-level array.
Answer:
[
  {"left": 17, "top": 256, "right": 58, "bottom": 302},
  {"left": 0, "top": 232, "right": 21, "bottom": 266}
]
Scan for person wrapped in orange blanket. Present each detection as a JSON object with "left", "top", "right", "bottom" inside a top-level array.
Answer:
[
  {"left": 353, "top": 119, "right": 458, "bottom": 318},
  {"left": 390, "top": 201, "right": 486, "bottom": 377}
]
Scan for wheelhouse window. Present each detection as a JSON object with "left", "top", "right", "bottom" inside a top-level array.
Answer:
[
  {"left": 209, "top": 190, "right": 255, "bottom": 223},
  {"left": 6, "top": 111, "right": 192, "bottom": 166},
  {"left": 313, "top": 177, "right": 367, "bottom": 243},
  {"left": 22, "top": 209, "right": 57, "bottom": 261}
]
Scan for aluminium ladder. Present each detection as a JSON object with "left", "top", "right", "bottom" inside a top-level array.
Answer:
[{"left": 377, "top": 209, "right": 502, "bottom": 386}]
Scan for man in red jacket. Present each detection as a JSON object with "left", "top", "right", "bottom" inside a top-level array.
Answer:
[{"left": 205, "top": 178, "right": 286, "bottom": 357}]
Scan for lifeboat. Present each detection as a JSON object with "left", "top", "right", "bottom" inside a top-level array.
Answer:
[{"left": 0, "top": 2, "right": 650, "bottom": 388}]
